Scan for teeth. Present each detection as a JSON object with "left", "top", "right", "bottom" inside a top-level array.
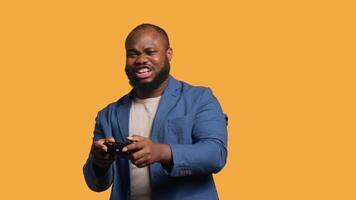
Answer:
[{"left": 138, "top": 68, "right": 149, "bottom": 73}]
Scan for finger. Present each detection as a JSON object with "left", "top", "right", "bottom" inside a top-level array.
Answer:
[
  {"left": 127, "top": 135, "right": 145, "bottom": 142},
  {"left": 122, "top": 140, "right": 145, "bottom": 152},
  {"left": 130, "top": 148, "right": 149, "bottom": 161},
  {"left": 92, "top": 141, "right": 107, "bottom": 154},
  {"left": 94, "top": 138, "right": 107, "bottom": 152},
  {"left": 95, "top": 137, "right": 115, "bottom": 152},
  {"left": 105, "top": 137, "right": 116, "bottom": 143},
  {"left": 95, "top": 138, "right": 107, "bottom": 144},
  {"left": 95, "top": 142, "right": 108, "bottom": 152},
  {"left": 133, "top": 156, "right": 150, "bottom": 168}
]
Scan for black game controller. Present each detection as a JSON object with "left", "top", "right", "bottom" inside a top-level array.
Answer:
[{"left": 104, "top": 141, "right": 132, "bottom": 157}]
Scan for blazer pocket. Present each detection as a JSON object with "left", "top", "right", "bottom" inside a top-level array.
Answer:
[{"left": 166, "top": 116, "right": 194, "bottom": 144}]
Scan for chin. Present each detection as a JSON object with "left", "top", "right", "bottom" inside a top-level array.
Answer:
[
  {"left": 137, "top": 74, "right": 156, "bottom": 83},
  {"left": 137, "top": 78, "right": 154, "bottom": 85}
]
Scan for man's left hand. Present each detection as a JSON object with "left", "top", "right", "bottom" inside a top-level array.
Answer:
[{"left": 122, "top": 135, "right": 172, "bottom": 168}]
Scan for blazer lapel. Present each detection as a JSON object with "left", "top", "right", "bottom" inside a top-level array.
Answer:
[
  {"left": 151, "top": 76, "right": 181, "bottom": 142},
  {"left": 116, "top": 93, "right": 132, "bottom": 142}
]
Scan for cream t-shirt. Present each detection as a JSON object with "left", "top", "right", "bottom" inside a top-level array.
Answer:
[{"left": 129, "top": 96, "right": 161, "bottom": 200}]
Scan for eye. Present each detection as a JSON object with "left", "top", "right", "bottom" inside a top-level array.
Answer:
[
  {"left": 146, "top": 50, "right": 157, "bottom": 56},
  {"left": 127, "top": 51, "right": 137, "bottom": 57}
]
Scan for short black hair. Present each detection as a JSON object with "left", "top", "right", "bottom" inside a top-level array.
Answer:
[{"left": 125, "top": 23, "right": 170, "bottom": 49}]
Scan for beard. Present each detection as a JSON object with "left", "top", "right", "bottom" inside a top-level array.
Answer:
[{"left": 125, "top": 59, "right": 170, "bottom": 94}]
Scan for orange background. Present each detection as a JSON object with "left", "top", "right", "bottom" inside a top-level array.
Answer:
[{"left": 1, "top": 0, "right": 355, "bottom": 199}]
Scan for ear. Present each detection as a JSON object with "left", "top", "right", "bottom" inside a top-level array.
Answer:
[{"left": 166, "top": 48, "right": 173, "bottom": 61}]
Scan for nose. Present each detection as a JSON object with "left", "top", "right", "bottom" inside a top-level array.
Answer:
[{"left": 135, "top": 54, "right": 148, "bottom": 65}]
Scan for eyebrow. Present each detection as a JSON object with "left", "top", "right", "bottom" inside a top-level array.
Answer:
[
  {"left": 127, "top": 49, "right": 139, "bottom": 52},
  {"left": 127, "top": 47, "right": 157, "bottom": 52}
]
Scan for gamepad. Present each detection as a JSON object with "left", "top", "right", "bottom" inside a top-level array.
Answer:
[{"left": 104, "top": 141, "right": 132, "bottom": 157}]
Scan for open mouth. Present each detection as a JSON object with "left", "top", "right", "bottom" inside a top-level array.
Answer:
[{"left": 135, "top": 66, "right": 153, "bottom": 79}]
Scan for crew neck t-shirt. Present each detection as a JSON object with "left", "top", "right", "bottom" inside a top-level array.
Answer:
[{"left": 129, "top": 96, "right": 161, "bottom": 200}]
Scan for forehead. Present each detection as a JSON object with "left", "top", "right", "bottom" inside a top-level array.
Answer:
[{"left": 126, "top": 28, "right": 165, "bottom": 50}]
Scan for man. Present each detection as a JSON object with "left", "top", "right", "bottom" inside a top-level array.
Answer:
[{"left": 83, "top": 23, "right": 228, "bottom": 200}]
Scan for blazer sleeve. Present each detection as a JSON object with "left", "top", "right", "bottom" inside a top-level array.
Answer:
[
  {"left": 83, "top": 109, "right": 114, "bottom": 192},
  {"left": 164, "top": 88, "right": 228, "bottom": 176}
]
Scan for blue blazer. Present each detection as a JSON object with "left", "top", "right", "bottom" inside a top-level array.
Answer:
[{"left": 83, "top": 76, "right": 228, "bottom": 200}]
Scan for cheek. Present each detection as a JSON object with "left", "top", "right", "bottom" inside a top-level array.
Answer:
[
  {"left": 151, "top": 56, "right": 165, "bottom": 67},
  {"left": 126, "top": 59, "right": 134, "bottom": 66}
]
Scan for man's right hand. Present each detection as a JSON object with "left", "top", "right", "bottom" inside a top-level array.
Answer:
[{"left": 91, "top": 137, "right": 116, "bottom": 170}]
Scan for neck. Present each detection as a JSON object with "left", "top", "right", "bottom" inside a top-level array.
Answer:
[{"left": 134, "top": 78, "right": 169, "bottom": 99}]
